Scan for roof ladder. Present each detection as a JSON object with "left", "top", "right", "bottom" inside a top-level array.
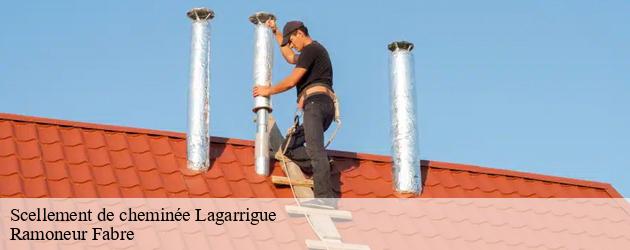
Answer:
[{"left": 268, "top": 115, "right": 370, "bottom": 250}]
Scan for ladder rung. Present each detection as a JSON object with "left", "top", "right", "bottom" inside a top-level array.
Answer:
[
  {"left": 306, "top": 240, "right": 371, "bottom": 250},
  {"left": 272, "top": 176, "right": 314, "bottom": 187},
  {"left": 285, "top": 205, "right": 352, "bottom": 220}
]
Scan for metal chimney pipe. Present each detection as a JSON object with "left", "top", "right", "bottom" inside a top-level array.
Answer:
[
  {"left": 186, "top": 8, "right": 214, "bottom": 172},
  {"left": 249, "top": 12, "right": 275, "bottom": 176},
  {"left": 388, "top": 41, "right": 421, "bottom": 195}
]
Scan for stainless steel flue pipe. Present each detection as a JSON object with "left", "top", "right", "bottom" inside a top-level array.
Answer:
[
  {"left": 186, "top": 8, "right": 214, "bottom": 172},
  {"left": 249, "top": 12, "right": 276, "bottom": 176},
  {"left": 388, "top": 41, "right": 421, "bottom": 194}
]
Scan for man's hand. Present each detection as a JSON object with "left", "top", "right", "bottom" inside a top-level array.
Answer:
[
  {"left": 253, "top": 85, "right": 272, "bottom": 97},
  {"left": 265, "top": 19, "right": 277, "bottom": 33}
]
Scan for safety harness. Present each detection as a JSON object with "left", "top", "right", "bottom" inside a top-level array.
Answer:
[{"left": 289, "top": 88, "right": 341, "bottom": 149}]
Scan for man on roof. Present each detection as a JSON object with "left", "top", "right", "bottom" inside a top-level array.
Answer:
[{"left": 253, "top": 19, "right": 339, "bottom": 208}]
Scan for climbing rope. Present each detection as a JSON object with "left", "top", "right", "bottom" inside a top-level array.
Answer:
[{"left": 324, "top": 94, "right": 342, "bottom": 149}]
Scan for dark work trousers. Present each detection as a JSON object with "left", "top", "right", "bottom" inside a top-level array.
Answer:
[{"left": 281, "top": 94, "right": 340, "bottom": 198}]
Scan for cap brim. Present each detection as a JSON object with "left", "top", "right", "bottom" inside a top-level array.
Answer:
[{"left": 281, "top": 35, "right": 290, "bottom": 46}]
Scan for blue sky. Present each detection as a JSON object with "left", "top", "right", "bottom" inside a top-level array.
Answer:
[{"left": 2, "top": 1, "right": 629, "bottom": 196}]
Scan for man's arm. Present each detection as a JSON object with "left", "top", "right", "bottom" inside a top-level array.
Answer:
[
  {"left": 274, "top": 31, "right": 298, "bottom": 64},
  {"left": 267, "top": 20, "right": 298, "bottom": 64},
  {"left": 253, "top": 68, "right": 306, "bottom": 97},
  {"left": 270, "top": 67, "right": 306, "bottom": 94}
]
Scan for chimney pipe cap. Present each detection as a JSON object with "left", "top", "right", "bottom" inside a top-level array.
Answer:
[
  {"left": 388, "top": 41, "right": 414, "bottom": 52},
  {"left": 187, "top": 8, "right": 215, "bottom": 21},
  {"left": 249, "top": 12, "right": 276, "bottom": 25}
]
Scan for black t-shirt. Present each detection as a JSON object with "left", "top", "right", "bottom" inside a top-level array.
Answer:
[{"left": 295, "top": 41, "right": 333, "bottom": 98}]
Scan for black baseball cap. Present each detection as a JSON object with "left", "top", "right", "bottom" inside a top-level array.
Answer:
[{"left": 281, "top": 21, "right": 305, "bottom": 46}]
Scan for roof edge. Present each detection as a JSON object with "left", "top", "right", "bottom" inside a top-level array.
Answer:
[
  {"left": 426, "top": 160, "right": 620, "bottom": 197},
  {"left": 1, "top": 112, "right": 185, "bottom": 137},
  {"left": 600, "top": 183, "right": 624, "bottom": 198},
  {"left": 2, "top": 112, "right": 620, "bottom": 197},
  {"left": 0, "top": 113, "right": 255, "bottom": 146}
]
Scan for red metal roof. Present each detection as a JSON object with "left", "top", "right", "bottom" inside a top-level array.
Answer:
[{"left": 0, "top": 113, "right": 622, "bottom": 198}]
